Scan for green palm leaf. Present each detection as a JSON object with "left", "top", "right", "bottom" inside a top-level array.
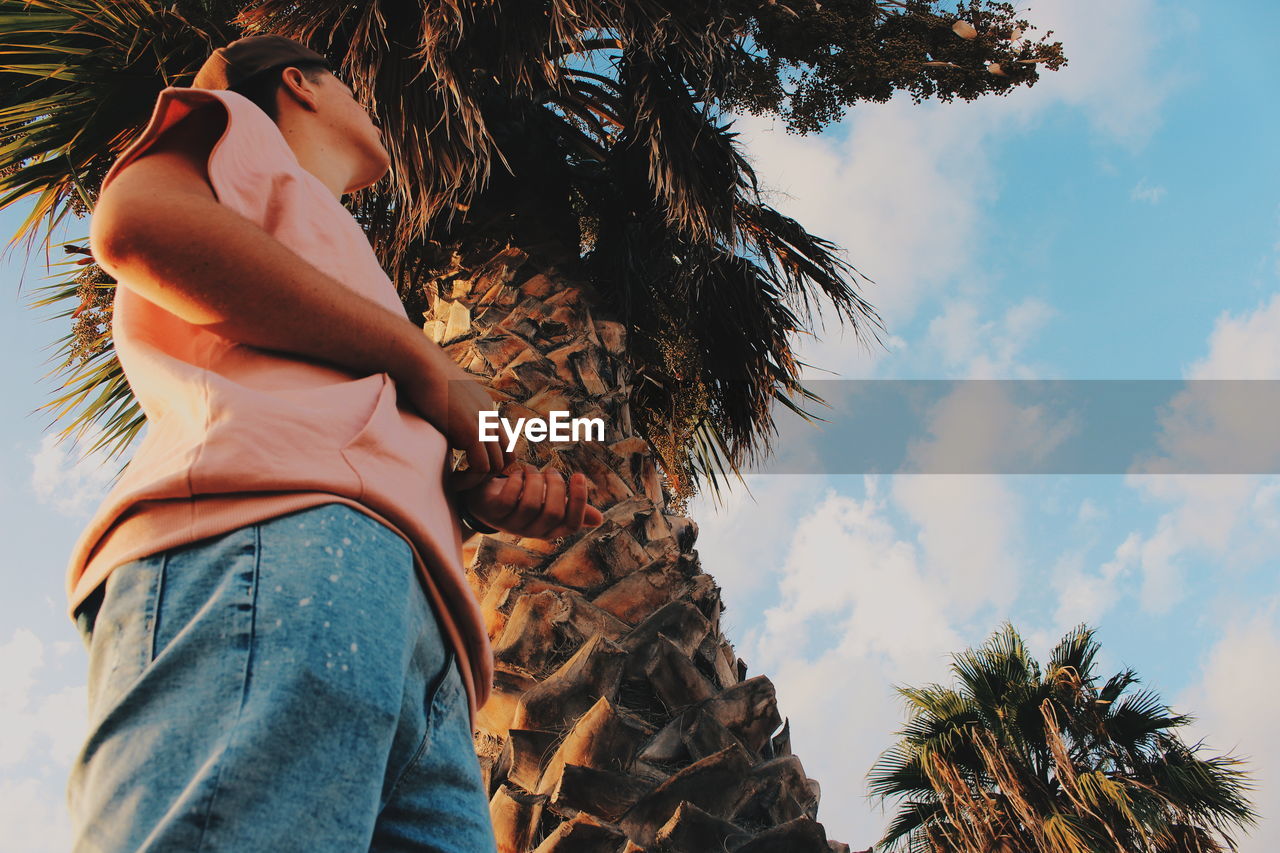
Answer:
[{"left": 870, "top": 624, "right": 1257, "bottom": 852}]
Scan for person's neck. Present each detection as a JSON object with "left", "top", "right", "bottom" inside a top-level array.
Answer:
[{"left": 276, "top": 121, "right": 352, "bottom": 200}]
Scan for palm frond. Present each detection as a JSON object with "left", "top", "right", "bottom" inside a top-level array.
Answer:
[
  {"left": 875, "top": 799, "right": 945, "bottom": 851},
  {"left": 24, "top": 243, "right": 140, "bottom": 469},
  {"left": 0, "top": 0, "right": 230, "bottom": 249},
  {"left": 8, "top": 0, "right": 1061, "bottom": 498},
  {"left": 873, "top": 623, "right": 1256, "bottom": 853}
]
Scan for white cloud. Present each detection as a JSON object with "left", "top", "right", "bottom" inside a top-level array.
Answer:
[
  {"left": 689, "top": 476, "right": 1010, "bottom": 848},
  {"left": 0, "top": 628, "right": 86, "bottom": 850},
  {"left": 688, "top": 0, "right": 1187, "bottom": 845},
  {"left": 1118, "top": 472, "right": 1280, "bottom": 613},
  {"left": 1179, "top": 604, "right": 1280, "bottom": 852},
  {"left": 701, "top": 465, "right": 1034, "bottom": 846},
  {"left": 1077, "top": 497, "right": 1104, "bottom": 523},
  {"left": 0, "top": 628, "right": 88, "bottom": 769},
  {"left": 1051, "top": 531, "right": 1140, "bottom": 629},
  {"left": 29, "top": 429, "right": 117, "bottom": 517},
  {"left": 726, "top": 0, "right": 1182, "bottom": 383},
  {"left": 924, "top": 298, "right": 1058, "bottom": 378},
  {"left": 732, "top": 100, "right": 996, "bottom": 380},
  {"left": 891, "top": 474, "right": 1026, "bottom": 617},
  {"left": 752, "top": 484, "right": 961, "bottom": 671},
  {"left": 1131, "top": 180, "right": 1168, "bottom": 204},
  {"left": 1187, "top": 291, "right": 1280, "bottom": 380},
  {"left": 0, "top": 778, "right": 75, "bottom": 853},
  {"left": 686, "top": 474, "right": 828, "bottom": 633},
  {"left": 1117, "top": 289, "right": 1280, "bottom": 611},
  {"left": 738, "top": 484, "right": 967, "bottom": 846},
  {"left": 903, "top": 380, "right": 1079, "bottom": 479},
  {"left": 1013, "top": 0, "right": 1185, "bottom": 149},
  {"left": 1136, "top": 376, "right": 1280, "bottom": 478}
]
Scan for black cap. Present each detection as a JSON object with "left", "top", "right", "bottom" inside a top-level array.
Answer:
[{"left": 192, "top": 34, "right": 330, "bottom": 90}]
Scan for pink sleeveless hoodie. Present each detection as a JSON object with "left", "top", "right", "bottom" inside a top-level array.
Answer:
[{"left": 69, "top": 86, "right": 492, "bottom": 723}]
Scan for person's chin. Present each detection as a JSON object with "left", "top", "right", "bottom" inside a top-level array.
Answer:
[{"left": 350, "top": 162, "right": 391, "bottom": 193}]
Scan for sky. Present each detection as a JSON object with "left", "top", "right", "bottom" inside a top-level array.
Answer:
[{"left": 2, "top": 0, "right": 1278, "bottom": 849}]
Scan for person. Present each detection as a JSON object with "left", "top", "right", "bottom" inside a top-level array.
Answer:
[{"left": 64, "top": 34, "right": 602, "bottom": 851}]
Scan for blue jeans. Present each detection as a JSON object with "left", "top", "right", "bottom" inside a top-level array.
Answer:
[{"left": 66, "top": 503, "right": 497, "bottom": 853}]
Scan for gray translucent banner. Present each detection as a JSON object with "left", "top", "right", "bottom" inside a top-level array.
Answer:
[{"left": 742, "top": 380, "right": 1280, "bottom": 475}]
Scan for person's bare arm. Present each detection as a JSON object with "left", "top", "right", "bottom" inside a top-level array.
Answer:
[{"left": 89, "top": 103, "right": 507, "bottom": 487}]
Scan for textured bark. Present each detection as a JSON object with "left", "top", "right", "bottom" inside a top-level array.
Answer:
[{"left": 426, "top": 246, "right": 843, "bottom": 851}]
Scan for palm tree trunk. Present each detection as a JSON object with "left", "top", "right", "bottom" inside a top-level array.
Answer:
[{"left": 421, "top": 244, "right": 849, "bottom": 852}]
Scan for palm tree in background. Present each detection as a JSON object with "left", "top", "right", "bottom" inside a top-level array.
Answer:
[
  {"left": 3, "top": 1, "right": 1066, "bottom": 849},
  {"left": 869, "top": 624, "right": 1256, "bottom": 853}
]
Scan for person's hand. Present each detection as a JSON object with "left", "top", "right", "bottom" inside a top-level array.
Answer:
[
  {"left": 462, "top": 463, "right": 604, "bottom": 540},
  {"left": 396, "top": 348, "right": 510, "bottom": 491}
]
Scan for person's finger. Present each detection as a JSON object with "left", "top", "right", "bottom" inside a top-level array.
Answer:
[
  {"left": 464, "top": 467, "right": 520, "bottom": 527},
  {"left": 545, "top": 472, "right": 589, "bottom": 538},
  {"left": 506, "top": 464, "right": 546, "bottom": 529},
  {"left": 486, "top": 413, "right": 513, "bottom": 474},
  {"left": 469, "top": 441, "right": 495, "bottom": 483},
  {"left": 482, "top": 406, "right": 505, "bottom": 478},
  {"left": 482, "top": 466, "right": 525, "bottom": 523},
  {"left": 527, "top": 468, "right": 567, "bottom": 537}
]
